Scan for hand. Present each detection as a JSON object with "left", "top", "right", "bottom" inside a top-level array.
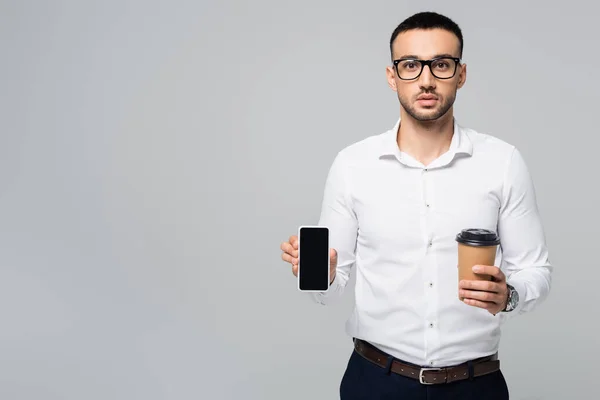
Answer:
[
  {"left": 459, "top": 265, "right": 508, "bottom": 315},
  {"left": 280, "top": 235, "right": 338, "bottom": 284}
]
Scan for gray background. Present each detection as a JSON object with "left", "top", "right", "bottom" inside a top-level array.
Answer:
[{"left": 0, "top": 1, "right": 596, "bottom": 399}]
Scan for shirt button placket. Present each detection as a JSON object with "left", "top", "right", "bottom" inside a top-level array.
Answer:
[
  {"left": 424, "top": 168, "right": 433, "bottom": 248},
  {"left": 422, "top": 166, "right": 439, "bottom": 363},
  {"left": 423, "top": 168, "right": 430, "bottom": 210}
]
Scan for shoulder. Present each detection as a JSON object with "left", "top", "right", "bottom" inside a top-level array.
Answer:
[
  {"left": 461, "top": 125, "right": 534, "bottom": 185},
  {"left": 461, "top": 125, "right": 522, "bottom": 167},
  {"left": 463, "top": 125, "right": 516, "bottom": 155},
  {"left": 332, "top": 129, "right": 390, "bottom": 166}
]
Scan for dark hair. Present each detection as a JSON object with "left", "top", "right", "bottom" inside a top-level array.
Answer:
[{"left": 389, "top": 11, "right": 463, "bottom": 59}]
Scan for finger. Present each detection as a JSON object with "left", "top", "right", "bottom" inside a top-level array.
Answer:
[
  {"left": 290, "top": 235, "right": 298, "bottom": 249},
  {"left": 281, "top": 253, "right": 294, "bottom": 264},
  {"left": 330, "top": 248, "right": 337, "bottom": 261},
  {"left": 463, "top": 298, "right": 496, "bottom": 311},
  {"left": 292, "top": 263, "right": 298, "bottom": 277},
  {"left": 459, "top": 280, "right": 502, "bottom": 293},
  {"left": 472, "top": 265, "right": 505, "bottom": 281},
  {"left": 460, "top": 289, "right": 503, "bottom": 304},
  {"left": 280, "top": 242, "right": 298, "bottom": 258}
]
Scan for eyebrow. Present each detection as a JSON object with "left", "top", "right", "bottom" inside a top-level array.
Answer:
[{"left": 397, "top": 53, "right": 457, "bottom": 60}]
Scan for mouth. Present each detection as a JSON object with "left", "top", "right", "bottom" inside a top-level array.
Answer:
[{"left": 416, "top": 95, "right": 438, "bottom": 107}]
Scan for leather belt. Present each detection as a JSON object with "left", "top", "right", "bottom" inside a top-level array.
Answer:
[{"left": 353, "top": 338, "right": 500, "bottom": 385}]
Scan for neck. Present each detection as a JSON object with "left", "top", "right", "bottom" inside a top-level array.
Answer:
[{"left": 396, "top": 108, "right": 455, "bottom": 166}]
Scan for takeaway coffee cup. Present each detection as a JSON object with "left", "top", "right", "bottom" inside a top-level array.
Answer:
[{"left": 455, "top": 228, "right": 501, "bottom": 301}]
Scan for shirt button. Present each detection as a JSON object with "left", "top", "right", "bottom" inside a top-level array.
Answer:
[
  {"left": 429, "top": 282, "right": 433, "bottom": 288},
  {"left": 429, "top": 323, "right": 434, "bottom": 328},
  {"left": 428, "top": 240, "right": 433, "bottom": 247}
]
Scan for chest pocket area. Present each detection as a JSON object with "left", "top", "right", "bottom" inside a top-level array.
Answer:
[
  {"left": 352, "top": 170, "right": 427, "bottom": 262},
  {"left": 431, "top": 174, "right": 501, "bottom": 239}
]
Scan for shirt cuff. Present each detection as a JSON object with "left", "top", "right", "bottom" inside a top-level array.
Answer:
[{"left": 311, "top": 271, "right": 343, "bottom": 305}]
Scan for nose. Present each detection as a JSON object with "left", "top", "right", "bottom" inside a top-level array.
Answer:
[{"left": 418, "top": 64, "right": 436, "bottom": 90}]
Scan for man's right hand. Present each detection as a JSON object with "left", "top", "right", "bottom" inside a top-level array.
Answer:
[{"left": 280, "top": 235, "right": 338, "bottom": 284}]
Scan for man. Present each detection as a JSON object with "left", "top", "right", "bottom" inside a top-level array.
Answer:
[{"left": 280, "top": 11, "right": 552, "bottom": 399}]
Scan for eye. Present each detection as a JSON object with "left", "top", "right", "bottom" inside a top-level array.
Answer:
[{"left": 401, "top": 61, "right": 419, "bottom": 70}]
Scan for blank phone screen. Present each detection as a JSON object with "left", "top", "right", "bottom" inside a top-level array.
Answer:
[{"left": 298, "top": 227, "right": 329, "bottom": 291}]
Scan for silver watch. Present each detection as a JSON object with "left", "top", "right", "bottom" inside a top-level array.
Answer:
[{"left": 503, "top": 284, "right": 519, "bottom": 312}]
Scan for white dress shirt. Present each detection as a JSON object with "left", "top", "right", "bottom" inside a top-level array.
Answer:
[{"left": 312, "top": 118, "right": 552, "bottom": 367}]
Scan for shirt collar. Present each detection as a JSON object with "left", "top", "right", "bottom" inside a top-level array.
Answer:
[{"left": 378, "top": 117, "right": 473, "bottom": 165}]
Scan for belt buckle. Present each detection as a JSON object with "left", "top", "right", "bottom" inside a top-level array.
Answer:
[{"left": 419, "top": 367, "right": 443, "bottom": 385}]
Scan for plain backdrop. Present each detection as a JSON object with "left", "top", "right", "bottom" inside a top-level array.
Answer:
[{"left": 1, "top": 1, "right": 597, "bottom": 399}]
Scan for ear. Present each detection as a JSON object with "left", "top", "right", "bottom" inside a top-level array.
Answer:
[
  {"left": 457, "top": 62, "right": 467, "bottom": 88},
  {"left": 386, "top": 66, "right": 398, "bottom": 92}
]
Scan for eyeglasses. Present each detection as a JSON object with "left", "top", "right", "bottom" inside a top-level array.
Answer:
[{"left": 392, "top": 57, "right": 461, "bottom": 80}]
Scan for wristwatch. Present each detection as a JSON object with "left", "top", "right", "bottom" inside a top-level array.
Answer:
[{"left": 503, "top": 284, "right": 519, "bottom": 312}]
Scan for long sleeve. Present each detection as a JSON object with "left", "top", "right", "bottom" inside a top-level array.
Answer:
[
  {"left": 311, "top": 151, "right": 359, "bottom": 305},
  {"left": 497, "top": 147, "right": 553, "bottom": 319}
]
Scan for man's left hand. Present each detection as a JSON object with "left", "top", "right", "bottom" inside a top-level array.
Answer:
[{"left": 459, "top": 265, "right": 508, "bottom": 315}]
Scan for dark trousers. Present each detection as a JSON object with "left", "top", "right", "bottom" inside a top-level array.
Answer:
[{"left": 340, "top": 346, "right": 510, "bottom": 400}]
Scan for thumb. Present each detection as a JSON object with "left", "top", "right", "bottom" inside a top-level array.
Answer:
[{"left": 330, "top": 248, "right": 338, "bottom": 266}]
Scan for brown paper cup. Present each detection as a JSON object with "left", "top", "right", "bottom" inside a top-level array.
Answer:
[{"left": 455, "top": 229, "right": 500, "bottom": 301}]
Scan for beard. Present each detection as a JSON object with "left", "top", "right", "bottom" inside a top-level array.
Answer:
[{"left": 398, "top": 90, "right": 456, "bottom": 122}]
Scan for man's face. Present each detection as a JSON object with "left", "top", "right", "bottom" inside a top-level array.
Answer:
[{"left": 386, "top": 28, "right": 466, "bottom": 122}]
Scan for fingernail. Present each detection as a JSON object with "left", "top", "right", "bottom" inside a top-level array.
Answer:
[{"left": 472, "top": 265, "right": 482, "bottom": 272}]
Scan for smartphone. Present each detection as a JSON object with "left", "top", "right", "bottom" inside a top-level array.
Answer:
[{"left": 298, "top": 226, "right": 330, "bottom": 292}]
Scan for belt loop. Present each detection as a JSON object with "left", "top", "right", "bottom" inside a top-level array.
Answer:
[
  {"left": 467, "top": 360, "right": 474, "bottom": 381},
  {"left": 384, "top": 356, "right": 394, "bottom": 375}
]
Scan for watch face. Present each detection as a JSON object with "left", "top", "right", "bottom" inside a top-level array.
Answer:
[
  {"left": 505, "top": 285, "right": 518, "bottom": 312},
  {"left": 509, "top": 287, "right": 518, "bottom": 310},
  {"left": 507, "top": 298, "right": 515, "bottom": 311}
]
